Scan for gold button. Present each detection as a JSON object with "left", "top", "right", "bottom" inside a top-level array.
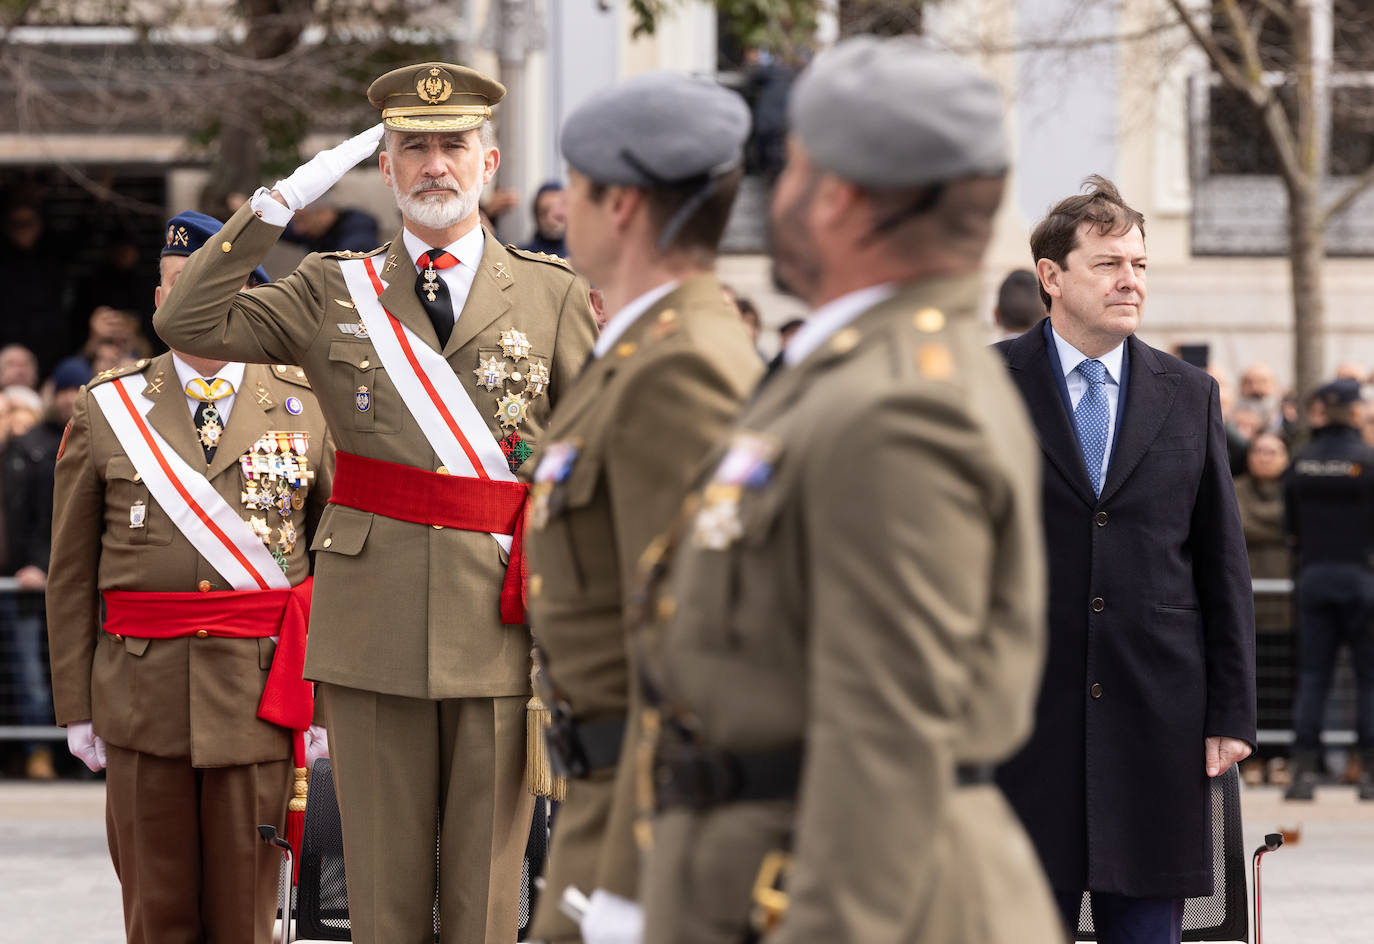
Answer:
[
  {"left": 197, "top": 580, "right": 211, "bottom": 592},
  {"left": 221, "top": 241, "right": 232, "bottom": 253},
  {"left": 616, "top": 342, "right": 638, "bottom": 358},
  {"left": 112, "top": 634, "right": 123, "bottom": 642},
  {"left": 132, "top": 473, "right": 141, "bottom": 483},
  {"left": 913, "top": 307, "right": 946, "bottom": 333},
  {"left": 529, "top": 574, "right": 543, "bottom": 597},
  {"left": 254, "top": 209, "right": 263, "bottom": 218},
  {"left": 436, "top": 466, "right": 449, "bottom": 475},
  {"left": 296, "top": 370, "right": 305, "bottom": 378},
  {"left": 323, "top": 537, "right": 333, "bottom": 548},
  {"left": 433, "top": 522, "right": 444, "bottom": 530},
  {"left": 359, "top": 360, "right": 370, "bottom": 369},
  {"left": 511, "top": 371, "right": 522, "bottom": 382},
  {"left": 275, "top": 365, "right": 287, "bottom": 373},
  {"left": 195, "top": 629, "right": 209, "bottom": 639},
  {"left": 135, "top": 359, "right": 149, "bottom": 369}
]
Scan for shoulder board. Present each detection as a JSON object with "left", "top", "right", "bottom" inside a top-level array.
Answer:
[
  {"left": 268, "top": 364, "right": 313, "bottom": 389},
  {"left": 321, "top": 242, "right": 389, "bottom": 260},
  {"left": 506, "top": 245, "right": 574, "bottom": 270},
  {"left": 86, "top": 358, "right": 152, "bottom": 390}
]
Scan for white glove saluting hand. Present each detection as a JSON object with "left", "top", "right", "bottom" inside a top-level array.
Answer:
[
  {"left": 580, "top": 890, "right": 645, "bottom": 944},
  {"left": 304, "top": 723, "right": 330, "bottom": 767},
  {"left": 66, "top": 720, "right": 108, "bottom": 772},
  {"left": 273, "top": 122, "right": 386, "bottom": 212}
]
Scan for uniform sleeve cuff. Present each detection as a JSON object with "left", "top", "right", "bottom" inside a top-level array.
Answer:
[{"left": 250, "top": 188, "right": 294, "bottom": 228}]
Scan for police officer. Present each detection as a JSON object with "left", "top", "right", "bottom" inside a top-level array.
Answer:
[
  {"left": 523, "top": 73, "right": 761, "bottom": 943},
  {"left": 153, "top": 63, "right": 597, "bottom": 942},
  {"left": 1283, "top": 378, "right": 1374, "bottom": 801},
  {"left": 634, "top": 36, "right": 1061, "bottom": 944},
  {"left": 47, "top": 210, "right": 334, "bottom": 944}
]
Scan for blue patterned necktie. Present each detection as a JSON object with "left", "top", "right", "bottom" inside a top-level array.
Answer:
[{"left": 1074, "top": 358, "right": 1110, "bottom": 495}]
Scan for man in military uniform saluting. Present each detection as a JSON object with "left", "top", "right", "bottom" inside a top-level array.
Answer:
[
  {"left": 48, "top": 210, "right": 334, "bottom": 944},
  {"left": 154, "top": 63, "right": 597, "bottom": 942},
  {"left": 523, "top": 73, "right": 761, "bottom": 943},
  {"left": 634, "top": 37, "right": 1061, "bottom": 944}
]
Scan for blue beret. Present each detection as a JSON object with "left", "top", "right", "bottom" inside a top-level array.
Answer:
[
  {"left": 561, "top": 72, "right": 751, "bottom": 187},
  {"left": 790, "top": 35, "right": 1008, "bottom": 189},
  {"left": 1317, "top": 378, "right": 1362, "bottom": 407},
  {"left": 163, "top": 210, "right": 270, "bottom": 286}
]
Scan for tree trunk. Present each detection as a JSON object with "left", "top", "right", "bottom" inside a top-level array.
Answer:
[{"left": 1287, "top": 177, "right": 1326, "bottom": 399}]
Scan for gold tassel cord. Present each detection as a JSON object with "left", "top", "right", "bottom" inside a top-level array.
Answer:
[{"left": 526, "top": 695, "right": 567, "bottom": 801}]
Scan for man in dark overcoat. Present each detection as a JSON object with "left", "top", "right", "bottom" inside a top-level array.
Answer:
[{"left": 995, "top": 176, "right": 1256, "bottom": 944}]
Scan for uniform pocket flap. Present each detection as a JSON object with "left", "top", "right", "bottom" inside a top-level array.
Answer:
[
  {"left": 105, "top": 455, "right": 140, "bottom": 482},
  {"left": 327, "top": 339, "right": 377, "bottom": 368},
  {"left": 123, "top": 636, "right": 151, "bottom": 656},
  {"left": 311, "top": 504, "right": 373, "bottom": 556}
]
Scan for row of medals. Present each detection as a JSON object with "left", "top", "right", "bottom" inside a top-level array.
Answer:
[
  {"left": 240, "top": 432, "right": 314, "bottom": 572},
  {"left": 476, "top": 327, "right": 550, "bottom": 430}
]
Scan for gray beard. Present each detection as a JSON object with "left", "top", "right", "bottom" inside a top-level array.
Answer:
[{"left": 394, "top": 179, "right": 479, "bottom": 230}]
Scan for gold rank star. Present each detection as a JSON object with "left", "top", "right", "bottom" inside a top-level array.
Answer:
[
  {"left": 495, "top": 391, "right": 529, "bottom": 429},
  {"left": 474, "top": 355, "right": 508, "bottom": 390},
  {"left": 499, "top": 328, "right": 532, "bottom": 360}
]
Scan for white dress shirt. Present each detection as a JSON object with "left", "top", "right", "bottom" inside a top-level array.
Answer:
[
  {"left": 592, "top": 281, "right": 680, "bottom": 359},
  {"left": 172, "top": 355, "right": 245, "bottom": 424},
  {"left": 1050, "top": 324, "right": 1125, "bottom": 480},
  {"left": 782, "top": 283, "right": 898, "bottom": 366},
  {"left": 402, "top": 225, "right": 485, "bottom": 329}
]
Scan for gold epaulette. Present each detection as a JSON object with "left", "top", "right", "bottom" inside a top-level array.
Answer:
[
  {"left": 86, "top": 358, "right": 152, "bottom": 390},
  {"left": 506, "top": 245, "right": 574, "bottom": 270},
  {"left": 269, "top": 364, "right": 313, "bottom": 389}
]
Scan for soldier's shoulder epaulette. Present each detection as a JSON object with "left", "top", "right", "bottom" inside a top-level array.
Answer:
[
  {"left": 902, "top": 305, "right": 959, "bottom": 383},
  {"left": 505, "top": 245, "right": 574, "bottom": 271},
  {"left": 85, "top": 358, "right": 152, "bottom": 390},
  {"left": 267, "top": 364, "right": 313, "bottom": 389},
  {"left": 321, "top": 242, "right": 389, "bottom": 260}
]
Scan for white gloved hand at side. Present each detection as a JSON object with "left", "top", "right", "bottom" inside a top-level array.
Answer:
[
  {"left": 580, "top": 890, "right": 644, "bottom": 944},
  {"left": 66, "top": 720, "right": 108, "bottom": 772},
  {"left": 272, "top": 123, "right": 386, "bottom": 212},
  {"left": 303, "top": 723, "right": 330, "bottom": 766}
]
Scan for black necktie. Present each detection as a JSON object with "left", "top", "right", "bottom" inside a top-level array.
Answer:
[
  {"left": 193, "top": 400, "right": 221, "bottom": 463},
  {"left": 415, "top": 248, "right": 458, "bottom": 348}
]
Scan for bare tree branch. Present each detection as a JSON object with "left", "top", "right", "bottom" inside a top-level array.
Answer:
[
  {"left": 1324, "top": 159, "right": 1374, "bottom": 222},
  {"left": 1254, "top": 0, "right": 1294, "bottom": 26}
]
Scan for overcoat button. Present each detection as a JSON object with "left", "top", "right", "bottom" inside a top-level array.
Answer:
[
  {"left": 1095, "top": 511, "right": 1108, "bottom": 526},
  {"left": 1091, "top": 596, "right": 1105, "bottom": 612},
  {"left": 1090, "top": 682, "right": 1103, "bottom": 699}
]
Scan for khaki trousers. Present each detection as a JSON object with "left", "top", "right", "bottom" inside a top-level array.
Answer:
[
  {"left": 104, "top": 743, "right": 290, "bottom": 944},
  {"left": 320, "top": 684, "right": 534, "bottom": 944}
]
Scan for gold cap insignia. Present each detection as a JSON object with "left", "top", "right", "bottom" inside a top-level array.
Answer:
[
  {"left": 416, "top": 67, "right": 454, "bottom": 105},
  {"left": 166, "top": 226, "right": 190, "bottom": 249}
]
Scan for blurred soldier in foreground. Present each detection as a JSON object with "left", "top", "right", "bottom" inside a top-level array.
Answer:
[
  {"left": 153, "top": 63, "right": 597, "bottom": 942},
  {"left": 1283, "top": 378, "right": 1374, "bottom": 801},
  {"left": 47, "top": 211, "right": 333, "bottom": 943},
  {"left": 523, "top": 73, "right": 761, "bottom": 943},
  {"left": 635, "top": 36, "right": 1060, "bottom": 944}
]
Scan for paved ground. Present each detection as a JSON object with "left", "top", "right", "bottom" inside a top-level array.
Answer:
[{"left": 0, "top": 779, "right": 1370, "bottom": 942}]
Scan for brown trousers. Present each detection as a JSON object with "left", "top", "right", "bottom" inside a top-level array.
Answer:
[
  {"left": 319, "top": 684, "right": 534, "bottom": 944},
  {"left": 104, "top": 743, "right": 291, "bottom": 944}
]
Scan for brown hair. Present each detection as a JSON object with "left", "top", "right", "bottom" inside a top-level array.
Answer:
[
  {"left": 586, "top": 168, "right": 744, "bottom": 263},
  {"left": 1030, "top": 175, "right": 1145, "bottom": 309}
]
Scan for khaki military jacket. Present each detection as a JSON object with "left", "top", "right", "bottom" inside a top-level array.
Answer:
[
  {"left": 47, "top": 353, "right": 333, "bottom": 767},
  {"left": 153, "top": 204, "right": 598, "bottom": 699},
  {"left": 525, "top": 275, "right": 761, "bottom": 941},
  {"left": 639, "top": 276, "right": 1061, "bottom": 944}
]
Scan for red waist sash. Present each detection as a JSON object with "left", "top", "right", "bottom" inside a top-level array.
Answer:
[
  {"left": 327, "top": 450, "right": 530, "bottom": 624},
  {"left": 101, "top": 577, "right": 315, "bottom": 732}
]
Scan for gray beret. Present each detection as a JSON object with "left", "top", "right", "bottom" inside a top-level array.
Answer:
[
  {"left": 790, "top": 35, "right": 1008, "bottom": 189},
  {"left": 561, "top": 72, "right": 752, "bottom": 186}
]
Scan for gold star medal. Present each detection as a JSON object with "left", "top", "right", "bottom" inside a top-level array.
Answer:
[
  {"left": 475, "top": 356, "right": 508, "bottom": 390},
  {"left": 197, "top": 408, "right": 223, "bottom": 450},
  {"left": 499, "top": 328, "right": 532, "bottom": 360},
  {"left": 524, "top": 360, "right": 551, "bottom": 398},
  {"left": 495, "top": 391, "right": 528, "bottom": 429},
  {"left": 249, "top": 515, "right": 272, "bottom": 545},
  {"left": 278, "top": 519, "right": 297, "bottom": 555}
]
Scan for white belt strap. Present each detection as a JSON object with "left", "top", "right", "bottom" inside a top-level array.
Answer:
[
  {"left": 89, "top": 376, "right": 291, "bottom": 591},
  {"left": 338, "top": 256, "right": 516, "bottom": 550}
]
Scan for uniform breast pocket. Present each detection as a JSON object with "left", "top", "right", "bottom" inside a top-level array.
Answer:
[
  {"left": 328, "top": 339, "right": 394, "bottom": 434},
  {"left": 104, "top": 457, "right": 173, "bottom": 546}
]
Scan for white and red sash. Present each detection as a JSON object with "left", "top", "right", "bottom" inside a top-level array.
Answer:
[
  {"left": 337, "top": 255, "right": 518, "bottom": 552},
  {"left": 89, "top": 375, "right": 291, "bottom": 592}
]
